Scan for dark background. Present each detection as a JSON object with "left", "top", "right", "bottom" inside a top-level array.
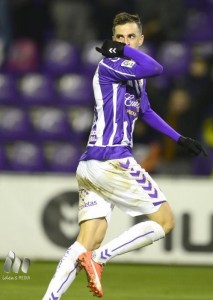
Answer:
[{"left": 0, "top": 0, "right": 212, "bottom": 176}]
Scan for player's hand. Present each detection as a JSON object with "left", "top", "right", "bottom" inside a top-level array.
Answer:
[
  {"left": 177, "top": 136, "right": 207, "bottom": 157},
  {"left": 96, "top": 40, "right": 125, "bottom": 58}
]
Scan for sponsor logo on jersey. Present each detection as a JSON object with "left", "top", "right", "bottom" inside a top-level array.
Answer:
[
  {"left": 125, "top": 93, "right": 140, "bottom": 117},
  {"left": 124, "top": 93, "right": 140, "bottom": 107}
]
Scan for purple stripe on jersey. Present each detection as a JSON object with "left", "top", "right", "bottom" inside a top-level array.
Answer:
[
  {"left": 80, "top": 145, "right": 132, "bottom": 160},
  {"left": 140, "top": 80, "right": 150, "bottom": 113},
  {"left": 97, "top": 67, "right": 137, "bottom": 147},
  {"left": 100, "top": 83, "right": 115, "bottom": 145},
  {"left": 88, "top": 108, "right": 98, "bottom": 145},
  {"left": 81, "top": 51, "right": 174, "bottom": 161}
]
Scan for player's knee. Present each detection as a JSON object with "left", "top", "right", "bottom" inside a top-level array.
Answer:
[
  {"left": 86, "top": 239, "right": 103, "bottom": 251},
  {"left": 90, "top": 240, "right": 102, "bottom": 250},
  {"left": 163, "top": 216, "right": 175, "bottom": 234},
  {"left": 77, "top": 237, "right": 102, "bottom": 251}
]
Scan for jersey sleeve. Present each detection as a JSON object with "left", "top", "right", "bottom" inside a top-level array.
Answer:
[
  {"left": 142, "top": 107, "right": 181, "bottom": 141},
  {"left": 139, "top": 80, "right": 180, "bottom": 141},
  {"left": 98, "top": 58, "right": 140, "bottom": 83},
  {"left": 98, "top": 46, "right": 163, "bottom": 83},
  {"left": 124, "top": 45, "right": 163, "bottom": 78}
]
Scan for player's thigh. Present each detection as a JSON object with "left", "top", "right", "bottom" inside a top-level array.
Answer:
[
  {"left": 94, "top": 157, "right": 167, "bottom": 216},
  {"left": 146, "top": 201, "right": 175, "bottom": 234},
  {"left": 77, "top": 158, "right": 167, "bottom": 217},
  {"left": 77, "top": 217, "right": 108, "bottom": 250}
]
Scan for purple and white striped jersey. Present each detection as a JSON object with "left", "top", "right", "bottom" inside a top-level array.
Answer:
[
  {"left": 80, "top": 46, "right": 180, "bottom": 161},
  {"left": 80, "top": 56, "right": 151, "bottom": 161}
]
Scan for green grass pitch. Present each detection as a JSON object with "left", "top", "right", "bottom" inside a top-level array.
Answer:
[{"left": 1, "top": 261, "right": 213, "bottom": 300}]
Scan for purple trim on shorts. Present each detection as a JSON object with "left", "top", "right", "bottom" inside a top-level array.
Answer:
[
  {"left": 130, "top": 170, "right": 141, "bottom": 177},
  {"left": 129, "top": 168, "right": 158, "bottom": 198},
  {"left": 136, "top": 174, "right": 146, "bottom": 184},
  {"left": 119, "top": 159, "right": 130, "bottom": 169},
  {"left": 112, "top": 231, "right": 154, "bottom": 252},
  {"left": 153, "top": 200, "right": 166, "bottom": 206},
  {"left": 149, "top": 189, "right": 158, "bottom": 198}
]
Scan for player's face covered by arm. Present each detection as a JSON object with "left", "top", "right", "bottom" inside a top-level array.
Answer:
[{"left": 97, "top": 22, "right": 163, "bottom": 79}]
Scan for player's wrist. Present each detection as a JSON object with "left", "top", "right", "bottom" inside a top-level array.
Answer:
[
  {"left": 177, "top": 135, "right": 185, "bottom": 145},
  {"left": 96, "top": 40, "right": 125, "bottom": 58}
]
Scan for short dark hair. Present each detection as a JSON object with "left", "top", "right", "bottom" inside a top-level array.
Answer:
[{"left": 112, "top": 12, "right": 142, "bottom": 35}]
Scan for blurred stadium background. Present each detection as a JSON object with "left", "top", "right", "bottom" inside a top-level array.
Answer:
[{"left": 0, "top": 0, "right": 213, "bottom": 299}]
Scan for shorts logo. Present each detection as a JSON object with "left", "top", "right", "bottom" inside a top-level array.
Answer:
[
  {"left": 3, "top": 251, "right": 30, "bottom": 274},
  {"left": 79, "top": 189, "right": 89, "bottom": 202},
  {"left": 79, "top": 200, "right": 97, "bottom": 210},
  {"left": 79, "top": 189, "right": 97, "bottom": 210}
]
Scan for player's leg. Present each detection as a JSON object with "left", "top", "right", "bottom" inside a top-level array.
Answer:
[
  {"left": 79, "top": 204, "right": 174, "bottom": 297},
  {"left": 42, "top": 218, "right": 108, "bottom": 300},
  {"left": 76, "top": 196, "right": 111, "bottom": 297},
  {"left": 79, "top": 204, "right": 174, "bottom": 298},
  {"left": 77, "top": 217, "right": 108, "bottom": 250},
  {"left": 42, "top": 240, "right": 86, "bottom": 300},
  {"left": 78, "top": 211, "right": 167, "bottom": 297},
  {"left": 146, "top": 200, "right": 175, "bottom": 234},
  {"left": 43, "top": 160, "right": 112, "bottom": 299},
  {"left": 86, "top": 158, "right": 172, "bottom": 262},
  {"left": 91, "top": 202, "right": 175, "bottom": 264},
  {"left": 78, "top": 158, "right": 175, "bottom": 297}
]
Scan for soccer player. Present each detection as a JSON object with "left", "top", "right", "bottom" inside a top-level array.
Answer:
[{"left": 42, "top": 12, "right": 206, "bottom": 299}]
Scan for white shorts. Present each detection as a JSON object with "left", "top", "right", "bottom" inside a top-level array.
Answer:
[{"left": 76, "top": 157, "right": 167, "bottom": 224}]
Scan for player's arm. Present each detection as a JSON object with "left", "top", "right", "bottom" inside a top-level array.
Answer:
[
  {"left": 124, "top": 45, "right": 163, "bottom": 78},
  {"left": 96, "top": 40, "right": 163, "bottom": 78},
  {"left": 142, "top": 107, "right": 207, "bottom": 157}
]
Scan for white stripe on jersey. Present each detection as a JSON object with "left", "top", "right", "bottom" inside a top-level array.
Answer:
[
  {"left": 130, "top": 118, "right": 137, "bottom": 147},
  {"left": 100, "top": 61, "right": 136, "bottom": 77},
  {"left": 89, "top": 62, "right": 141, "bottom": 149},
  {"left": 108, "top": 83, "right": 118, "bottom": 145},
  {"left": 121, "top": 121, "right": 129, "bottom": 145},
  {"left": 93, "top": 69, "right": 105, "bottom": 146}
]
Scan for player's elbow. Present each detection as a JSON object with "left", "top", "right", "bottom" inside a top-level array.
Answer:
[
  {"left": 155, "top": 63, "right": 163, "bottom": 75},
  {"left": 136, "top": 63, "right": 163, "bottom": 78},
  {"left": 148, "top": 63, "right": 163, "bottom": 78}
]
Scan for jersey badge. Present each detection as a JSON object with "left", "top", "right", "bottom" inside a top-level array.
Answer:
[{"left": 121, "top": 60, "right": 135, "bottom": 68}]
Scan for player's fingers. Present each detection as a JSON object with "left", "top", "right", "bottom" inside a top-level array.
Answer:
[
  {"left": 95, "top": 47, "right": 102, "bottom": 53},
  {"left": 195, "top": 141, "right": 208, "bottom": 157},
  {"left": 195, "top": 146, "right": 207, "bottom": 157},
  {"left": 201, "top": 147, "right": 208, "bottom": 157}
]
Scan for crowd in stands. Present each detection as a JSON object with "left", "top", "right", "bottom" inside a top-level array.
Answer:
[{"left": 0, "top": 0, "right": 212, "bottom": 175}]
